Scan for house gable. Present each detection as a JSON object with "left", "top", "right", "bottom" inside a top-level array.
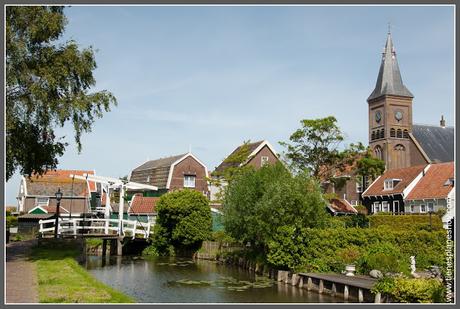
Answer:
[{"left": 167, "top": 153, "right": 209, "bottom": 193}]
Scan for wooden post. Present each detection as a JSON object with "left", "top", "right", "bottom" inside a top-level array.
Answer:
[
  {"left": 318, "top": 280, "right": 324, "bottom": 294},
  {"left": 307, "top": 277, "right": 313, "bottom": 291},
  {"left": 358, "top": 288, "right": 364, "bottom": 303},
  {"left": 298, "top": 277, "right": 303, "bottom": 288},
  {"left": 110, "top": 239, "right": 117, "bottom": 256},
  {"left": 331, "top": 283, "right": 337, "bottom": 296},
  {"left": 102, "top": 239, "right": 107, "bottom": 257},
  {"left": 374, "top": 292, "right": 382, "bottom": 303},
  {"left": 105, "top": 219, "right": 109, "bottom": 235},
  {"left": 117, "top": 236, "right": 123, "bottom": 256},
  {"left": 344, "top": 285, "right": 349, "bottom": 301}
]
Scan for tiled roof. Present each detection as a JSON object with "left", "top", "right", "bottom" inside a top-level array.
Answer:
[
  {"left": 412, "top": 125, "right": 454, "bottom": 163},
  {"left": 328, "top": 198, "right": 358, "bottom": 214},
  {"left": 406, "top": 162, "right": 454, "bottom": 200},
  {"left": 363, "top": 164, "right": 426, "bottom": 197},
  {"left": 26, "top": 170, "right": 96, "bottom": 197},
  {"left": 130, "top": 154, "right": 187, "bottom": 189},
  {"left": 213, "top": 140, "right": 264, "bottom": 174},
  {"left": 129, "top": 196, "right": 159, "bottom": 214},
  {"left": 42, "top": 205, "right": 70, "bottom": 214},
  {"left": 18, "top": 213, "right": 55, "bottom": 220}
]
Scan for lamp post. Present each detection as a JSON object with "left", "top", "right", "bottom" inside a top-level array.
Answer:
[{"left": 54, "top": 188, "right": 63, "bottom": 238}]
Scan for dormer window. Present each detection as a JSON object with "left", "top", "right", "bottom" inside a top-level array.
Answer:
[
  {"left": 261, "top": 156, "right": 269, "bottom": 166},
  {"left": 184, "top": 175, "right": 196, "bottom": 188},
  {"left": 444, "top": 178, "right": 454, "bottom": 186},
  {"left": 384, "top": 178, "right": 401, "bottom": 190}
]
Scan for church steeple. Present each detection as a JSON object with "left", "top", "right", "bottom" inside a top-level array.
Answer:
[{"left": 367, "top": 31, "right": 413, "bottom": 101}]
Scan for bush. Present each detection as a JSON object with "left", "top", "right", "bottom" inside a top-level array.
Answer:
[
  {"left": 369, "top": 215, "right": 442, "bottom": 230},
  {"left": 344, "top": 213, "right": 369, "bottom": 228},
  {"left": 6, "top": 215, "right": 18, "bottom": 228},
  {"left": 373, "top": 277, "right": 445, "bottom": 303},
  {"left": 151, "top": 189, "right": 212, "bottom": 256},
  {"left": 358, "top": 242, "right": 409, "bottom": 275}
]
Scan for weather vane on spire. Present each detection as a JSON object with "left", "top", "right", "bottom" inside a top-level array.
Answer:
[{"left": 388, "top": 22, "right": 391, "bottom": 34}]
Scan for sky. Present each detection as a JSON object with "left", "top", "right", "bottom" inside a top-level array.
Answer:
[{"left": 5, "top": 5, "right": 455, "bottom": 205}]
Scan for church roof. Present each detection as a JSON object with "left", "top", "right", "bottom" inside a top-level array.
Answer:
[
  {"left": 368, "top": 32, "right": 414, "bottom": 101},
  {"left": 412, "top": 124, "right": 454, "bottom": 163}
]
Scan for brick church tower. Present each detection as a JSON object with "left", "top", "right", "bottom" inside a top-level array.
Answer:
[{"left": 368, "top": 31, "right": 414, "bottom": 170}]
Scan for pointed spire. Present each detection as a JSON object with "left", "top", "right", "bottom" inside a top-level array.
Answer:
[{"left": 368, "top": 31, "right": 413, "bottom": 101}]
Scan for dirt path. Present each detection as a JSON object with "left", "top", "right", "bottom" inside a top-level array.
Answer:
[{"left": 6, "top": 239, "right": 39, "bottom": 303}]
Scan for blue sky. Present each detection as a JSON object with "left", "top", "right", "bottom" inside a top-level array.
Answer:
[{"left": 5, "top": 5, "right": 454, "bottom": 205}]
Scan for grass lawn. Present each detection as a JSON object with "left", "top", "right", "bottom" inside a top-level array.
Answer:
[{"left": 31, "top": 244, "right": 134, "bottom": 303}]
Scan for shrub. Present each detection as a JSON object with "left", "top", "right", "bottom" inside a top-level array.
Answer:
[
  {"left": 358, "top": 242, "right": 409, "bottom": 275},
  {"left": 374, "top": 277, "right": 446, "bottom": 303},
  {"left": 151, "top": 189, "right": 212, "bottom": 256},
  {"left": 369, "top": 215, "right": 442, "bottom": 230},
  {"left": 345, "top": 213, "right": 369, "bottom": 228}
]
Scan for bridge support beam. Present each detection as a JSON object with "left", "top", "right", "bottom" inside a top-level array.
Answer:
[
  {"left": 110, "top": 239, "right": 117, "bottom": 256},
  {"left": 344, "top": 285, "right": 349, "bottom": 301},
  {"left": 117, "top": 236, "right": 123, "bottom": 256},
  {"left": 358, "top": 288, "right": 364, "bottom": 303}
]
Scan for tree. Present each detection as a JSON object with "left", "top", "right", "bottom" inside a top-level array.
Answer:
[
  {"left": 152, "top": 190, "right": 212, "bottom": 255},
  {"left": 223, "top": 162, "right": 328, "bottom": 254},
  {"left": 279, "top": 116, "right": 344, "bottom": 180},
  {"left": 354, "top": 146, "right": 386, "bottom": 191},
  {"left": 6, "top": 6, "right": 117, "bottom": 180}
]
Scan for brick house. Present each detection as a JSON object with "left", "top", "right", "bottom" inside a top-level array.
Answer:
[
  {"left": 128, "top": 152, "right": 209, "bottom": 197},
  {"left": 209, "top": 140, "right": 279, "bottom": 201},
  {"left": 17, "top": 169, "right": 97, "bottom": 217}
]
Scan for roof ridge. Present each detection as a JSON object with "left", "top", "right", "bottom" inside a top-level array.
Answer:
[{"left": 413, "top": 123, "right": 455, "bottom": 129}]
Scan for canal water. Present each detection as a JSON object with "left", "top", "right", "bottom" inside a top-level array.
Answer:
[{"left": 84, "top": 256, "right": 345, "bottom": 303}]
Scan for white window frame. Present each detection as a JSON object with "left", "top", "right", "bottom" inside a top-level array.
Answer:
[
  {"left": 384, "top": 179, "right": 393, "bottom": 190},
  {"left": 393, "top": 201, "right": 399, "bottom": 213},
  {"left": 427, "top": 202, "right": 434, "bottom": 213},
  {"left": 351, "top": 200, "right": 358, "bottom": 206},
  {"left": 184, "top": 175, "right": 196, "bottom": 188},
  {"left": 261, "top": 156, "right": 269, "bottom": 166},
  {"left": 420, "top": 204, "right": 427, "bottom": 213},
  {"left": 410, "top": 204, "right": 414, "bottom": 213},
  {"left": 35, "top": 197, "right": 50, "bottom": 207},
  {"left": 356, "top": 182, "right": 362, "bottom": 193},
  {"left": 373, "top": 202, "right": 380, "bottom": 213},
  {"left": 382, "top": 201, "right": 389, "bottom": 212}
]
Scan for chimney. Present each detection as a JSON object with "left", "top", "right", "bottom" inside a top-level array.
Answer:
[{"left": 440, "top": 115, "right": 446, "bottom": 128}]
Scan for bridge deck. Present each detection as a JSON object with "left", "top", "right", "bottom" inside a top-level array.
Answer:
[{"left": 299, "top": 273, "right": 377, "bottom": 290}]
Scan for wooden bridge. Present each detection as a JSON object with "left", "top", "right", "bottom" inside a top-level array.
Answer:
[{"left": 38, "top": 217, "right": 154, "bottom": 239}]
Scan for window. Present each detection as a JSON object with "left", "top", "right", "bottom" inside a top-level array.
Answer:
[
  {"left": 374, "top": 146, "right": 383, "bottom": 160},
  {"left": 373, "top": 202, "right": 380, "bottom": 213},
  {"left": 380, "top": 129, "right": 384, "bottom": 139},
  {"left": 403, "top": 130, "right": 409, "bottom": 138},
  {"left": 420, "top": 204, "right": 426, "bottom": 213},
  {"left": 184, "top": 175, "right": 196, "bottom": 188},
  {"left": 384, "top": 179, "right": 393, "bottom": 190},
  {"left": 371, "top": 131, "right": 375, "bottom": 141},
  {"left": 428, "top": 202, "right": 434, "bottom": 213},
  {"left": 261, "top": 156, "right": 269, "bottom": 166},
  {"left": 390, "top": 128, "right": 396, "bottom": 137},
  {"left": 393, "top": 201, "right": 400, "bottom": 213},
  {"left": 382, "top": 201, "right": 389, "bottom": 212},
  {"left": 35, "top": 197, "right": 49, "bottom": 207},
  {"left": 397, "top": 129, "right": 402, "bottom": 138},
  {"left": 410, "top": 204, "right": 415, "bottom": 213},
  {"left": 356, "top": 182, "right": 362, "bottom": 193}
]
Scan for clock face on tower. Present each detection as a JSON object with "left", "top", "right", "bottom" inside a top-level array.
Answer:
[
  {"left": 395, "top": 111, "right": 403, "bottom": 121},
  {"left": 375, "top": 110, "right": 382, "bottom": 123}
]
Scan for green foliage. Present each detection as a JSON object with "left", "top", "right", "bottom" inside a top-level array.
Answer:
[
  {"left": 211, "top": 230, "right": 236, "bottom": 244},
  {"left": 295, "top": 227, "right": 445, "bottom": 275},
  {"left": 344, "top": 213, "right": 369, "bottom": 228},
  {"left": 336, "top": 246, "right": 362, "bottom": 265},
  {"left": 353, "top": 204, "right": 368, "bottom": 215},
  {"left": 369, "top": 215, "right": 443, "bottom": 231},
  {"left": 6, "top": 6, "right": 117, "bottom": 180},
  {"left": 374, "top": 277, "right": 445, "bottom": 303},
  {"left": 223, "top": 162, "right": 328, "bottom": 254},
  {"left": 279, "top": 116, "right": 344, "bottom": 179},
  {"left": 152, "top": 190, "right": 212, "bottom": 255},
  {"left": 354, "top": 146, "right": 386, "bottom": 182},
  {"left": 6, "top": 214, "right": 18, "bottom": 228}
]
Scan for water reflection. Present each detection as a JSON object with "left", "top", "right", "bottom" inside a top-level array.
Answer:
[{"left": 85, "top": 256, "right": 345, "bottom": 303}]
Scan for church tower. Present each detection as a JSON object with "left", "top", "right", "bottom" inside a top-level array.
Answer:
[{"left": 368, "top": 30, "right": 414, "bottom": 170}]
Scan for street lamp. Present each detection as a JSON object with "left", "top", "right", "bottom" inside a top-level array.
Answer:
[{"left": 54, "top": 188, "right": 63, "bottom": 238}]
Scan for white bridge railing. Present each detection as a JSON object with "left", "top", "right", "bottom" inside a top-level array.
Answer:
[{"left": 38, "top": 217, "right": 154, "bottom": 239}]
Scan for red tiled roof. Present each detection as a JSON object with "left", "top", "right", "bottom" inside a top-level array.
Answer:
[
  {"left": 42, "top": 205, "right": 70, "bottom": 214},
  {"left": 406, "top": 162, "right": 454, "bottom": 200},
  {"left": 129, "top": 196, "right": 159, "bottom": 214},
  {"left": 328, "top": 198, "right": 357, "bottom": 214},
  {"left": 362, "top": 164, "right": 426, "bottom": 197},
  {"left": 29, "top": 169, "right": 97, "bottom": 193}
]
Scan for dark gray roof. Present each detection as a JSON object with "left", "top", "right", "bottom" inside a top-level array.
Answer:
[
  {"left": 368, "top": 33, "right": 414, "bottom": 101},
  {"left": 130, "top": 154, "right": 187, "bottom": 189},
  {"left": 18, "top": 213, "right": 55, "bottom": 220},
  {"left": 412, "top": 124, "right": 454, "bottom": 163}
]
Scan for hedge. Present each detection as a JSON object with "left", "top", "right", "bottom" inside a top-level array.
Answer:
[{"left": 368, "top": 214, "right": 443, "bottom": 231}]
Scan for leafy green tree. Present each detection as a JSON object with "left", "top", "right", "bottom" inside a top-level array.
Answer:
[
  {"left": 279, "top": 116, "right": 344, "bottom": 180},
  {"left": 152, "top": 190, "right": 212, "bottom": 255},
  {"left": 6, "top": 6, "right": 116, "bottom": 180},
  {"left": 354, "top": 146, "right": 386, "bottom": 191},
  {"left": 223, "top": 162, "right": 328, "bottom": 254}
]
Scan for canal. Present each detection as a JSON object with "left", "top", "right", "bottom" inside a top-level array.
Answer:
[{"left": 84, "top": 255, "right": 346, "bottom": 303}]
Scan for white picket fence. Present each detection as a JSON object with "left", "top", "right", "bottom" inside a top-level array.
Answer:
[{"left": 38, "top": 217, "right": 154, "bottom": 239}]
